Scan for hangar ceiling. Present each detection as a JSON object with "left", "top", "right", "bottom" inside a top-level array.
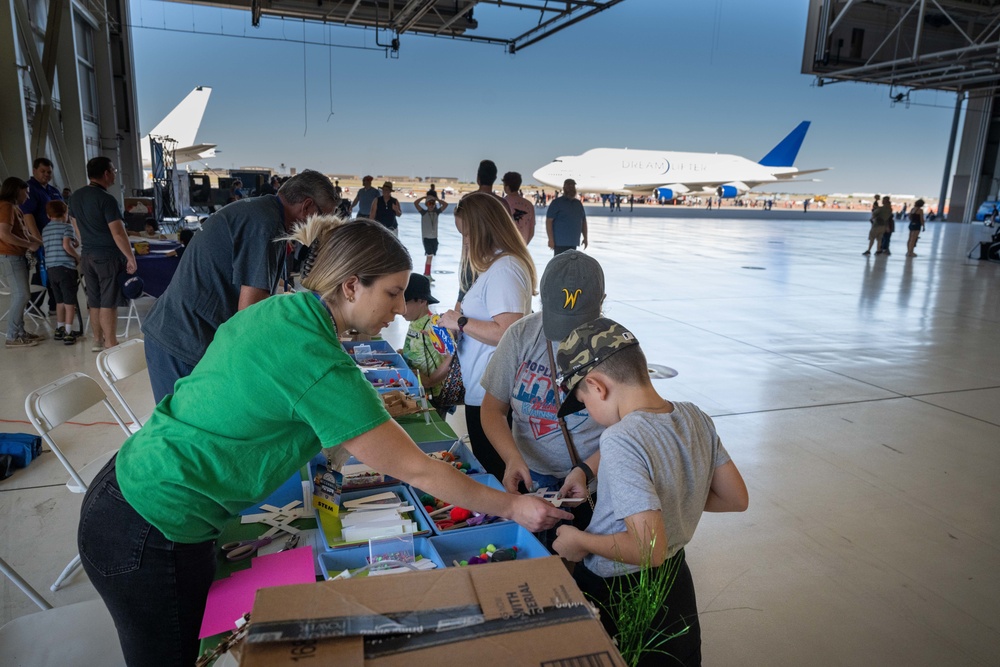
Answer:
[
  {"left": 165, "top": 0, "right": 626, "bottom": 53},
  {"left": 803, "top": 0, "right": 1000, "bottom": 92}
]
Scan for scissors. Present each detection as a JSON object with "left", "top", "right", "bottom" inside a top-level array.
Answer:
[{"left": 221, "top": 535, "right": 275, "bottom": 561}]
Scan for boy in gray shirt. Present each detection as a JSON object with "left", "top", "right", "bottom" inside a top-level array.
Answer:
[{"left": 552, "top": 317, "right": 749, "bottom": 666}]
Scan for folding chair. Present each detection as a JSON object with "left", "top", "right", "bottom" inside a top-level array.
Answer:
[
  {"left": 0, "top": 280, "right": 53, "bottom": 334},
  {"left": 82, "top": 296, "right": 144, "bottom": 339},
  {"left": 0, "top": 556, "right": 125, "bottom": 666},
  {"left": 96, "top": 339, "right": 151, "bottom": 432},
  {"left": 24, "top": 373, "right": 132, "bottom": 590}
]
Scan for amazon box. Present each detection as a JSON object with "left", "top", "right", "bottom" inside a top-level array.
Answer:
[{"left": 240, "top": 555, "right": 625, "bottom": 667}]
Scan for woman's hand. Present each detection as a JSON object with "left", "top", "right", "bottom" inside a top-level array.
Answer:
[
  {"left": 437, "top": 309, "right": 461, "bottom": 330},
  {"left": 552, "top": 525, "right": 588, "bottom": 562},
  {"left": 510, "top": 495, "right": 573, "bottom": 532}
]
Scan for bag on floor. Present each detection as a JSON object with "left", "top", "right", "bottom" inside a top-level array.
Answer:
[{"left": 0, "top": 432, "right": 43, "bottom": 469}]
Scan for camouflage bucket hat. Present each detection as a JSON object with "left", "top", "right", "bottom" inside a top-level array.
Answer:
[{"left": 556, "top": 317, "right": 639, "bottom": 418}]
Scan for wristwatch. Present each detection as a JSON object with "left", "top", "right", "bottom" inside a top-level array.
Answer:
[{"left": 457, "top": 316, "right": 468, "bottom": 334}]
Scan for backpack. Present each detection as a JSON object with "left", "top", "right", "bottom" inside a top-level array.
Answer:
[{"left": 0, "top": 432, "right": 43, "bottom": 471}]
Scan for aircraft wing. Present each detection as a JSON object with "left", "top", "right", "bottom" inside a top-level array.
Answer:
[
  {"left": 772, "top": 167, "right": 829, "bottom": 180},
  {"left": 173, "top": 143, "right": 217, "bottom": 164}
]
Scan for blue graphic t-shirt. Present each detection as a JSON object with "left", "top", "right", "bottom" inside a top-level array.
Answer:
[{"left": 480, "top": 312, "right": 602, "bottom": 477}]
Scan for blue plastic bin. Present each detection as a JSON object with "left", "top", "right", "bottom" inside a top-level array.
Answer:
[
  {"left": 410, "top": 473, "right": 509, "bottom": 535},
  {"left": 342, "top": 340, "right": 394, "bottom": 355},
  {"left": 359, "top": 367, "right": 420, "bottom": 395},
  {"left": 317, "top": 537, "right": 445, "bottom": 579},
  {"left": 429, "top": 522, "right": 549, "bottom": 566},
  {"left": 317, "top": 485, "right": 431, "bottom": 550}
]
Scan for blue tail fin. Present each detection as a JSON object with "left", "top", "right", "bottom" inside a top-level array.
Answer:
[{"left": 758, "top": 121, "right": 811, "bottom": 167}]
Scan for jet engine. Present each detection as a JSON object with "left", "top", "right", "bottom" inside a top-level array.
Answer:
[{"left": 716, "top": 182, "right": 749, "bottom": 198}]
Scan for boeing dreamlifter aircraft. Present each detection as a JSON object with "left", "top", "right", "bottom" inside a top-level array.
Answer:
[{"left": 532, "top": 121, "right": 827, "bottom": 200}]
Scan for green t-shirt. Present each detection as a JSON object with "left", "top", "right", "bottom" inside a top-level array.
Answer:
[
  {"left": 117, "top": 291, "right": 390, "bottom": 543},
  {"left": 402, "top": 313, "right": 445, "bottom": 398}
]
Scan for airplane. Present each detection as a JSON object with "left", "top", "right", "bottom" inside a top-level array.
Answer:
[
  {"left": 531, "top": 121, "right": 827, "bottom": 200},
  {"left": 140, "top": 86, "right": 216, "bottom": 170}
]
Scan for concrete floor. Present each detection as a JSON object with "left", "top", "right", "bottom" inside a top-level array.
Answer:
[{"left": 2, "top": 207, "right": 999, "bottom": 665}]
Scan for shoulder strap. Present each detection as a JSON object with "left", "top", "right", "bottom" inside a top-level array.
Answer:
[{"left": 545, "top": 342, "right": 582, "bottom": 468}]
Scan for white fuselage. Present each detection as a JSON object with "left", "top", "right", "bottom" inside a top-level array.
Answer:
[{"left": 533, "top": 148, "right": 784, "bottom": 194}]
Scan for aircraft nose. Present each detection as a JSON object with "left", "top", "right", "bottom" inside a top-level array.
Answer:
[{"left": 533, "top": 164, "right": 555, "bottom": 186}]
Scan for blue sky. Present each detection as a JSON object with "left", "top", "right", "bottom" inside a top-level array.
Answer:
[{"left": 131, "top": 0, "right": 958, "bottom": 196}]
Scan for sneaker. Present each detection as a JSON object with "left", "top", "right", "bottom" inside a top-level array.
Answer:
[
  {"left": 63, "top": 332, "right": 76, "bottom": 345},
  {"left": 23, "top": 331, "right": 47, "bottom": 341},
  {"left": 91, "top": 339, "right": 104, "bottom": 353},
  {"left": 54, "top": 326, "right": 65, "bottom": 341},
  {"left": 71, "top": 330, "right": 84, "bottom": 339},
  {"left": 862, "top": 251, "right": 870, "bottom": 256},
  {"left": 5, "top": 336, "right": 39, "bottom": 348}
]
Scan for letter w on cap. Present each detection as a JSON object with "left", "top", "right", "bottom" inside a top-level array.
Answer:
[{"left": 563, "top": 288, "right": 582, "bottom": 309}]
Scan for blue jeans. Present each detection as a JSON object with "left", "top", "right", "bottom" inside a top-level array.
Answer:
[
  {"left": 144, "top": 335, "right": 197, "bottom": 404},
  {"left": 78, "top": 457, "right": 216, "bottom": 667},
  {"left": 0, "top": 254, "right": 30, "bottom": 339}
]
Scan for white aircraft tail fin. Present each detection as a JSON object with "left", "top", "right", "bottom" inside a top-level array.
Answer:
[{"left": 147, "top": 86, "right": 212, "bottom": 147}]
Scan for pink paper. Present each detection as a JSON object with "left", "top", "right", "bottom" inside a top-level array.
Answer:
[{"left": 198, "top": 546, "right": 316, "bottom": 638}]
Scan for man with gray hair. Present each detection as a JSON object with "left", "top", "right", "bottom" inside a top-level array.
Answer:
[{"left": 142, "top": 169, "right": 339, "bottom": 402}]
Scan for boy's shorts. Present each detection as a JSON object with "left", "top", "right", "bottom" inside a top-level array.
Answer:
[
  {"left": 422, "top": 238, "right": 439, "bottom": 256},
  {"left": 47, "top": 265, "right": 79, "bottom": 305},
  {"left": 81, "top": 253, "right": 125, "bottom": 308}
]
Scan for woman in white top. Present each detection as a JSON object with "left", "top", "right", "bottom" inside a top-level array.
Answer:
[{"left": 439, "top": 193, "right": 536, "bottom": 479}]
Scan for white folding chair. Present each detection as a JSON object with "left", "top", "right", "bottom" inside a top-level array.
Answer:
[
  {"left": 96, "top": 339, "right": 150, "bottom": 432},
  {"left": 0, "top": 280, "right": 52, "bottom": 334},
  {"left": 82, "top": 295, "right": 145, "bottom": 339},
  {"left": 24, "top": 373, "right": 132, "bottom": 590},
  {"left": 0, "top": 556, "right": 125, "bottom": 667}
]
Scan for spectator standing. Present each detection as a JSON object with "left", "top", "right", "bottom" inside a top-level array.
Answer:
[
  {"left": 40, "top": 200, "right": 81, "bottom": 344},
  {"left": 414, "top": 194, "right": 448, "bottom": 277},
  {"left": 370, "top": 181, "right": 402, "bottom": 236},
  {"left": 352, "top": 175, "right": 380, "bottom": 219},
  {"left": 546, "top": 179, "right": 589, "bottom": 256},
  {"left": 0, "top": 177, "right": 43, "bottom": 348},
  {"left": 141, "top": 169, "right": 339, "bottom": 402},
  {"left": 502, "top": 171, "right": 536, "bottom": 245},
  {"left": 70, "top": 156, "right": 137, "bottom": 352},
  {"left": 20, "top": 157, "right": 63, "bottom": 314},
  {"left": 472, "top": 160, "right": 513, "bottom": 214},
  {"left": 880, "top": 199, "right": 896, "bottom": 255},
  {"left": 906, "top": 199, "right": 926, "bottom": 257},
  {"left": 438, "top": 193, "right": 536, "bottom": 479},
  {"left": 864, "top": 195, "right": 886, "bottom": 256}
]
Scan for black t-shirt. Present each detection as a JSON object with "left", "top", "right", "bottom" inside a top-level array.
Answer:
[
  {"left": 141, "top": 196, "right": 286, "bottom": 366},
  {"left": 373, "top": 197, "right": 399, "bottom": 229},
  {"left": 69, "top": 184, "right": 123, "bottom": 256}
]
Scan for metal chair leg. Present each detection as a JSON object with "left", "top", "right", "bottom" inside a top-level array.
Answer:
[{"left": 51, "top": 553, "right": 82, "bottom": 592}]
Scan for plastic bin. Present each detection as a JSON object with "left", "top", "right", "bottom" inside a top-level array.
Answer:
[
  {"left": 410, "top": 473, "right": 509, "bottom": 535},
  {"left": 318, "top": 537, "right": 445, "bottom": 579},
  {"left": 429, "top": 522, "right": 549, "bottom": 566},
  {"left": 317, "top": 485, "right": 431, "bottom": 550},
  {"left": 342, "top": 340, "right": 394, "bottom": 355},
  {"left": 359, "top": 367, "right": 420, "bottom": 395}
]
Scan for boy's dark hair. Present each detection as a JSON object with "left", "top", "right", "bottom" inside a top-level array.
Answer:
[
  {"left": 46, "top": 200, "right": 68, "bottom": 219},
  {"left": 502, "top": 171, "right": 522, "bottom": 191},
  {"left": 477, "top": 160, "right": 498, "bottom": 186},
  {"left": 86, "top": 156, "right": 114, "bottom": 180},
  {"left": 145, "top": 218, "right": 159, "bottom": 231},
  {"left": 33, "top": 157, "right": 53, "bottom": 169},
  {"left": 179, "top": 229, "right": 195, "bottom": 245},
  {"left": 591, "top": 344, "right": 650, "bottom": 387}
]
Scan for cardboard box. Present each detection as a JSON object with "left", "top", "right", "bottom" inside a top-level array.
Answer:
[{"left": 240, "top": 556, "right": 626, "bottom": 667}]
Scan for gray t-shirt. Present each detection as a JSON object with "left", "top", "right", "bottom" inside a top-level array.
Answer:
[
  {"left": 355, "top": 187, "right": 380, "bottom": 218},
  {"left": 69, "top": 183, "right": 123, "bottom": 257},
  {"left": 546, "top": 196, "right": 586, "bottom": 247},
  {"left": 481, "top": 313, "right": 602, "bottom": 477},
  {"left": 420, "top": 210, "right": 439, "bottom": 239},
  {"left": 585, "top": 403, "right": 731, "bottom": 577},
  {"left": 142, "top": 196, "right": 286, "bottom": 367}
]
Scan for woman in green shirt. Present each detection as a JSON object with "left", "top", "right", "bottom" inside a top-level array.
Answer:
[{"left": 77, "top": 217, "right": 572, "bottom": 667}]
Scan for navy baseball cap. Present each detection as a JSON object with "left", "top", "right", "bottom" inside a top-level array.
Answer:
[{"left": 120, "top": 275, "right": 144, "bottom": 301}]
